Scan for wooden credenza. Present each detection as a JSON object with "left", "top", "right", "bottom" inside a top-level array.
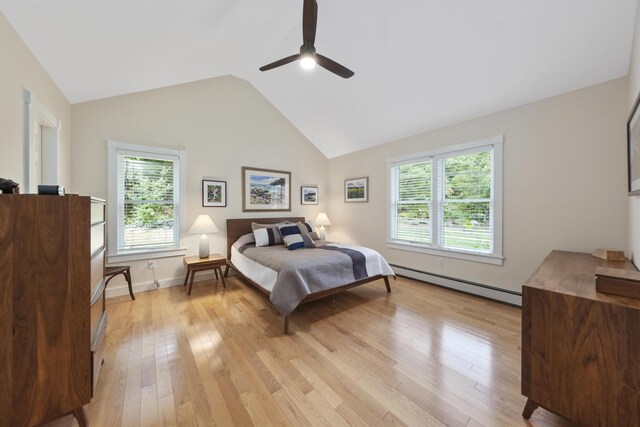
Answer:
[
  {"left": 0, "top": 194, "right": 105, "bottom": 426},
  {"left": 522, "top": 250, "right": 640, "bottom": 426}
]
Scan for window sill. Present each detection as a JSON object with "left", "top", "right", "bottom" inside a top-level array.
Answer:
[
  {"left": 386, "top": 241, "right": 504, "bottom": 266},
  {"left": 107, "top": 247, "right": 187, "bottom": 263}
]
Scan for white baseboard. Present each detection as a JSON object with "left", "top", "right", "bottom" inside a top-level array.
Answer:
[
  {"left": 390, "top": 264, "right": 522, "bottom": 306},
  {"left": 105, "top": 271, "right": 218, "bottom": 299}
]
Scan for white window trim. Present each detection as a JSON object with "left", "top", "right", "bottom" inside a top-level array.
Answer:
[
  {"left": 107, "top": 140, "right": 187, "bottom": 263},
  {"left": 387, "top": 135, "right": 503, "bottom": 266}
]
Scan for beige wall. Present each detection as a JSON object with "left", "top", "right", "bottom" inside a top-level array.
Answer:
[
  {"left": 328, "top": 78, "right": 628, "bottom": 293},
  {"left": 71, "top": 76, "right": 329, "bottom": 295},
  {"left": 628, "top": 4, "right": 640, "bottom": 265},
  {"left": 0, "top": 12, "right": 71, "bottom": 190}
]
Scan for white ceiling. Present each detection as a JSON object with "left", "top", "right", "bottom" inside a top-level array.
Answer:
[{"left": 1, "top": 0, "right": 637, "bottom": 158}]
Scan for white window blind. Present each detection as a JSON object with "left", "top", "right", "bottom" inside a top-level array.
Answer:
[
  {"left": 438, "top": 149, "right": 493, "bottom": 253},
  {"left": 389, "top": 137, "right": 502, "bottom": 262},
  {"left": 116, "top": 152, "right": 180, "bottom": 252},
  {"left": 390, "top": 160, "right": 432, "bottom": 244}
]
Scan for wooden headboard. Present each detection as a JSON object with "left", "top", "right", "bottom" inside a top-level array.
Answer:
[{"left": 226, "top": 217, "right": 305, "bottom": 259}]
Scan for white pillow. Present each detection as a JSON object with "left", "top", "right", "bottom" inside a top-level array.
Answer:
[
  {"left": 254, "top": 227, "right": 283, "bottom": 247},
  {"left": 252, "top": 221, "right": 288, "bottom": 246}
]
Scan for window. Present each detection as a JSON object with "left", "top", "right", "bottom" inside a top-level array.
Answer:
[
  {"left": 388, "top": 136, "right": 503, "bottom": 264},
  {"left": 107, "top": 141, "right": 186, "bottom": 261}
]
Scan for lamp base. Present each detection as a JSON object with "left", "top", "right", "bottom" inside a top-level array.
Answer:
[
  {"left": 319, "top": 225, "right": 326, "bottom": 240},
  {"left": 199, "top": 234, "right": 210, "bottom": 259}
]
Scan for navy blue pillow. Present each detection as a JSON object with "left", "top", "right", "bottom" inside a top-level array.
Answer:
[
  {"left": 278, "top": 224, "right": 302, "bottom": 240},
  {"left": 283, "top": 234, "right": 316, "bottom": 250}
]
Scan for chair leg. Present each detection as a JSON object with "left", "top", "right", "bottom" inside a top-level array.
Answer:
[
  {"left": 284, "top": 316, "right": 290, "bottom": 334},
  {"left": 124, "top": 269, "right": 135, "bottom": 300}
]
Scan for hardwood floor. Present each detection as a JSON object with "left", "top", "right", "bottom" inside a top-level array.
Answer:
[{"left": 46, "top": 275, "right": 573, "bottom": 426}]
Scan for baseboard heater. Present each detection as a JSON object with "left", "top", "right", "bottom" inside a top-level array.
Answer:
[{"left": 389, "top": 263, "right": 522, "bottom": 307}]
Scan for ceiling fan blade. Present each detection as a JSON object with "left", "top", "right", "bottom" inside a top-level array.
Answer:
[
  {"left": 302, "top": 0, "right": 318, "bottom": 46},
  {"left": 259, "top": 54, "right": 300, "bottom": 71},
  {"left": 316, "top": 54, "right": 354, "bottom": 78}
]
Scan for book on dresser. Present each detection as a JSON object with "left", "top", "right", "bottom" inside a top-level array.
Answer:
[{"left": 0, "top": 194, "right": 106, "bottom": 426}]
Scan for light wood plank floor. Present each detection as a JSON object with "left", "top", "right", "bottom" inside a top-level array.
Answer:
[{"left": 47, "top": 275, "right": 573, "bottom": 426}]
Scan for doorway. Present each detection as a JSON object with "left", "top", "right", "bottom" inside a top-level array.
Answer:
[{"left": 24, "top": 90, "right": 60, "bottom": 193}]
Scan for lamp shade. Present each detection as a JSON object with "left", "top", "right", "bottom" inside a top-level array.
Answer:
[
  {"left": 315, "top": 213, "right": 331, "bottom": 226},
  {"left": 188, "top": 214, "right": 218, "bottom": 234}
]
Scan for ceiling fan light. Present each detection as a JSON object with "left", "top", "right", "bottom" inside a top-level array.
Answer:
[{"left": 300, "top": 54, "right": 316, "bottom": 70}]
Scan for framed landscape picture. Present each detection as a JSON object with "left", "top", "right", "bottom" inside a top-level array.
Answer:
[
  {"left": 301, "top": 185, "right": 318, "bottom": 205},
  {"left": 202, "top": 180, "right": 226, "bottom": 207},
  {"left": 629, "top": 91, "right": 640, "bottom": 195},
  {"left": 242, "top": 166, "right": 291, "bottom": 212},
  {"left": 345, "top": 177, "right": 368, "bottom": 202}
]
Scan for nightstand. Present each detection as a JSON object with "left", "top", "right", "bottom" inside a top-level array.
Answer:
[{"left": 183, "top": 254, "right": 227, "bottom": 295}]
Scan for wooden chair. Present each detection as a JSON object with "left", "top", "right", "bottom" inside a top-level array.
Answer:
[{"left": 104, "top": 266, "right": 135, "bottom": 300}]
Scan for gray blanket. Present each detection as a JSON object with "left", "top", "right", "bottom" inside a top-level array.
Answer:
[{"left": 236, "top": 241, "right": 394, "bottom": 316}]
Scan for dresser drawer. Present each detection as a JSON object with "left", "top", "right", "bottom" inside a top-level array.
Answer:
[
  {"left": 90, "top": 223, "right": 105, "bottom": 256},
  {"left": 90, "top": 250, "right": 105, "bottom": 302},
  {"left": 90, "top": 293, "right": 104, "bottom": 340},
  {"left": 90, "top": 310, "right": 107, "bottom": 398},
  {"left": 90, "top": 200, "right": 105, "bottom": 224}
]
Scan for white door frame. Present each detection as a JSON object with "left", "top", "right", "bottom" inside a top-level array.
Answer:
[{"left": 24, "top": 90, "right": 61, "bottom": 193}]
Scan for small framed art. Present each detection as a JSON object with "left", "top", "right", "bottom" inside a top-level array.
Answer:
[
  {"left": 345, "top": 177, "right": 368, "bottom": 202},
  {"left": 301, "top": 185, "right": 318, "bottom": 205},
  {"left": 629, "top": 90, "right": 640, "bottom": 195},
  {"left": 242, "top": 166, "right": 291, "bottom": 212},
  {"left": 202, "top": 180, "right": 227, "bottom": 207}
]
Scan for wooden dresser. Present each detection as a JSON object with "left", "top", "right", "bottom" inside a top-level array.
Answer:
[
  {"left": 0, "top": 195, "right": 105, "bottom": 426},
  {"left": 521, "top": 250, "right": 640, "bottom": 426}
]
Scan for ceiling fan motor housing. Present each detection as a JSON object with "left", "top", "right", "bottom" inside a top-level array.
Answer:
[{"left": 300, "top": 45, "right": 316, "bottom": 57}]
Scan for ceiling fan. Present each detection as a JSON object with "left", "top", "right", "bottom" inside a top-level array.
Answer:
[{"left": 259, "top": 0, "right": 354, "bottom": 79}]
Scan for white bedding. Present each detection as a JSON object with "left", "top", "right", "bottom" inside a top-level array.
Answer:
[{"left": 231, "top": 246, "right": 277, "bottom": 292}]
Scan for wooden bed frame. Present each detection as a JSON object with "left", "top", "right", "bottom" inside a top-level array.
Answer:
[{"left": 224, "top": 217, "right": 392, "bottom": 334}]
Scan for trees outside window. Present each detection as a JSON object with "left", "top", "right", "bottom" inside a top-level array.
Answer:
[{"left": 108, "top": 141, "right": 184, "bottom": 258}]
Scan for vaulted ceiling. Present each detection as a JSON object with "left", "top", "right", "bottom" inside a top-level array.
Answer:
[{"left": 1, "top": 0, "right": 637, "bottom": 158}]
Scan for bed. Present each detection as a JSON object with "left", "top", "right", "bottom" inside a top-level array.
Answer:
[{"left": 224, "top": 217, "right": 395, "bottom": 333}]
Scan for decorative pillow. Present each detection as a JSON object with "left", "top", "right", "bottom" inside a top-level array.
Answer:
[
  {"left": 278, "top": 223, "right": 303, "bottom": 241},
  {"left": 296, "top": 220, "right": 315, "bottom": 234},
  {"left": 283, "top": 234, "right": 316, "bottom": 250},
  {"left": 254, "top": 227, "right": 283, "bottom": 247},
  {"left": 251, "top": 221, "right": 290, "bottom": 246},
  {"left": 308, "top": 231, "right": 320, "bottom": 240}
]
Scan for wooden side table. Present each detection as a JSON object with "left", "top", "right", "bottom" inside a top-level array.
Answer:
[{"left": 183, "top": 254, "right": 227, "bottom": 295}]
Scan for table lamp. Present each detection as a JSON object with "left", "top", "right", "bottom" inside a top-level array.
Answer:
[
  {"left": 189, "top": 214, "right": 218, "bottom": 258},
  {"left": 314, "top": 213, "right": 331, "bottom": 240}
]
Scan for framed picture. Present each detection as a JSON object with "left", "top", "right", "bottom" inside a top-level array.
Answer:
[
  {"left": 629, "top": 91, "right": 640, "bottom": 195},
  {"left": 242, "top": 166, "right": 291, "bottom": 212},
  {"left": 301, "top": 185, "right": 318, "bottom": 205},
  {"left": 345, "top": 177, "right": 368, "bottom": 202},
  {"left": 202, "top": 180, "right": 227, "bottom": 207}
]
